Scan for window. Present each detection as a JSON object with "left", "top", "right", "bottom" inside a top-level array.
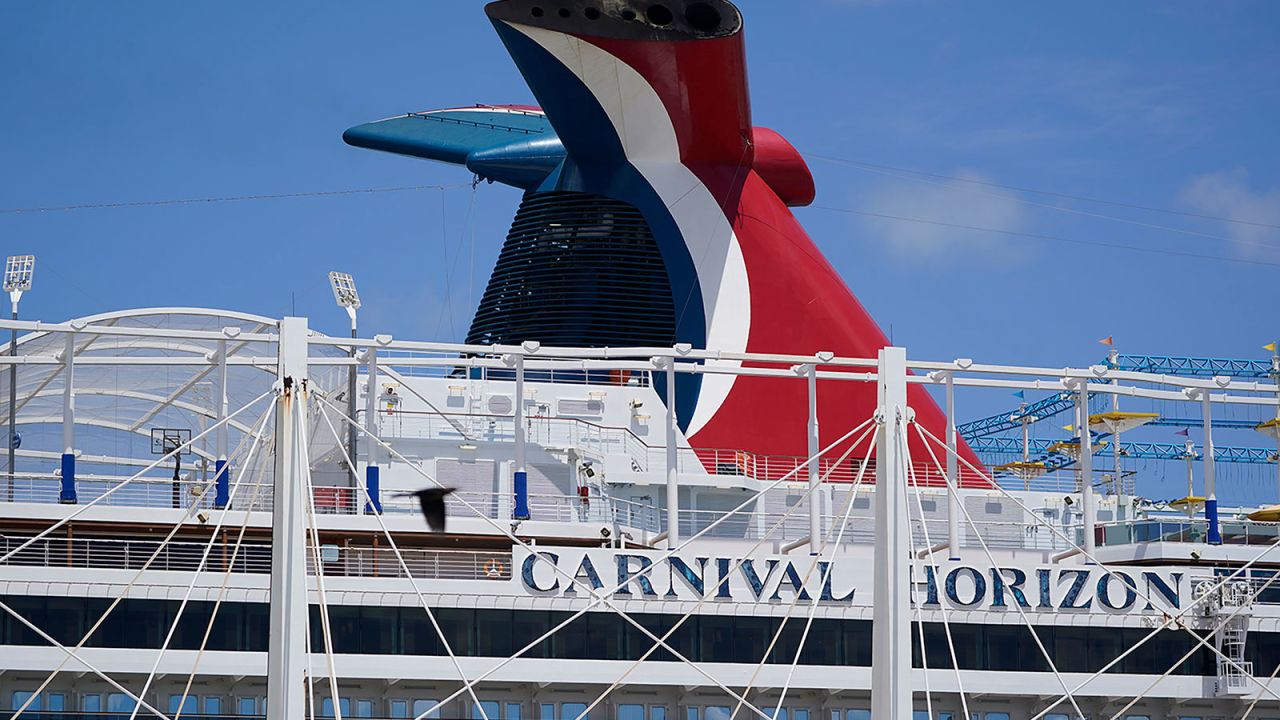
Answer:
[
  {"left": 355, "top": 698, "right": 375, "bottom": 717},
  {"left": 985, "top": 714, "right": 1011, "bottom": 720},
  {"left": 237, "top": 696, "right": 258, "bottom": 715},
  {"left": 82, "top": 694, "right": 102, "bottom": 712},
  {"left": 703, "top": 707, "right": 730, "bottom": 720},
  {"left": 415, "top": 699, "right": 443, "bottom": 719},
  {"left": 204, "top": 696, "right": 223, "bottom": 715},
  {"left": 620, "top": 705, "right": 646, "bottom": 720},
  {"left": 391, "top": 699, "right": 410, "bottom": 718},
  {"left": 687, "top": 708, "right": 699, "bottom": 720},
  {"left": 544, "top": 704, "right": 559, "bottom": 720},
  {"left": 11, "top": 692, "right": 40, "bottom": 711},
  {"left": 322, "top": 697, "right": 352, "bottom": 717},
  {"left": 45, "top": 694, "right": 65, "bottom": 711},
  {"left": 563, "top": 702, "right": 590, "bottom": 720},
  {"left": 475, "top": 700, "right": 502, "bottom": 720},
  {"left": 107, "top": 693, "right": 137, "bottom": 712},
  {"left": 912, "top": 712, "right": 928, "bottom": 720},
  {"left": 652, "top": 708, "right": 667, "bottom": 720},
  {"left": 169, "top": 695, "right": 198, "bottom": 714},
  {"left": 847, "top": 712, "right": 871, "bottom": 720}
]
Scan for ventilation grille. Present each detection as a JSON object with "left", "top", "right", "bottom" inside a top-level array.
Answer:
[
  {"left": 558, "top": 398, "right": 605, "bottom": 416},
  {"left": 487, "top": 395, "right": 514, "bottom": 415},
  {"left": 466, "top": 191, "right": 677, "bottom": 348}
]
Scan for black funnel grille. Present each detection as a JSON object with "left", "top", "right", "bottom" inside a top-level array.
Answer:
[{"left": 466, "top": 191, "right": 676, "bottom": 348}]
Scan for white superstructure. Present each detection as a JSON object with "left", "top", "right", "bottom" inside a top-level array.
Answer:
[{"left": 1, "top": 309, "right": 1279, "bottom": 720}]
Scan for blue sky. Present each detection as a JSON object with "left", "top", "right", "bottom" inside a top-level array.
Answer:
[{"left": 2, "top": 1, "right": 1279, "bottom": 500}]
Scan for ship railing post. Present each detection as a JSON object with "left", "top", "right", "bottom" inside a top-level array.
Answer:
[
  {"left": 510, "top": 345, "right": 532, "bottom": 521},
  {"left": 59, "top": 330, "right": 76, "bottom": 504},
  {"left": 1273, "top": 354, "right": 1280, "bottom": 503},
  {"left": 944, "top": 370, "right": 960, "bottom": 561},
  {"left": 654, "top": 353, "right": 680, "bottom": 549},
  {"left": 1077, "top": 382, "right": 1096, "bottom": 561},
  {"left": 871, "top": 346, "right": 910, "bottom": 720},
  {"left": 805, "top": 362, "right": 821, "bottom": 550},
  {"left": 266, "top": 316, "right": 309, "bottom": 720},
  {"left": 363, "top": 346, "right": 381, "bottom": 514},
  {"left": 213, "top": 336, "right": 230, "bottom": 510},
  {"left": 1201, "top": 389, "right": 1221, "bottom": 545}
]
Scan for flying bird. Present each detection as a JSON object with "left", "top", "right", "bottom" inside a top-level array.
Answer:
[{"left": 394, "top": 487, "right": 456, "bottom": 531}]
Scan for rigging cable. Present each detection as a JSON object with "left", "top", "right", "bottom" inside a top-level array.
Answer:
[
  {"left": 803, "top": 153, "right": 1280, "bottom": 231},
  {"left": 809, "top": 204, "right": 1280, "bottom": 269},
  {"left": 0, "top": 184, "right": 471, "bottom": 215}
]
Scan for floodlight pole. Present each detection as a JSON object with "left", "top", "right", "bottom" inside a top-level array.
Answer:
[
  {"left": 347, "top": 308, "right": 358, "bottom": 504},
  {"left": 6, "top": 295, "right": 18, "bottom": 500}
]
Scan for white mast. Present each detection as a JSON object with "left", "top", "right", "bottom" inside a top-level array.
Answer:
[
  {"left": 266, "top": 317, "right": 310, "bottom": 719},
  {"left": 871, "top": 346, "right": 911, "bottom": 719}
]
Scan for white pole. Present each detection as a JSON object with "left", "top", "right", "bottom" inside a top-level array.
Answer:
[
  {"left": 513, "top": 353, "right": 529, "bottom": 520},
  {"left": 1021, "top": 415, "right": 1029, "bottom": 463},
  {"left": 666, "top": 357, "right": 679, "bottom": 549},
  {"left": 871, "top": 346, "right": 910, "bottom": 720},
  {"left": 807, "top": 363, "right": 821, "bottom": 549},
  {"left": 945, "top": 371, "right": 960, "bottom": 561},
  {"left": 266, "top": 317, "right": 309, "bottom": 720},
  {"left": 1274, "top": 352, "right": 1279, "bottom": 502},
  {"left": 348, "top": 313, "right": 358, "bottom": 494},
  {"left": 1077, "top": 384, "right": 1096, "bottom": 561},
  {"left": 1203, "top": 392, "right": 1220, "bottom": 545},
  {"left": 7, "top": 295, "right": 17, "bottom": 499},
  {"left": 1021, "top": 414, "right": 1031, "bottom": 492},
  {"left": 1184, "top": 440, "right": 1196, "bottom": 519},
  {"left": 214, "top": 337, "right": 229, "bottom": 509},
  {"left": 364, "top": 347, "right": 381, "bottom": 514},
  {"left": 59, "top": 332, "right": 76, "bottom": 504}
]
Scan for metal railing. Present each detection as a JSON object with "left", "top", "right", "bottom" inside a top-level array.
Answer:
[
  {"left": 0, "top": 533, "right": 512, "bottom": 581},
  {"left": 1098, "top": 518, "right": 1280, "bottom": 547}
]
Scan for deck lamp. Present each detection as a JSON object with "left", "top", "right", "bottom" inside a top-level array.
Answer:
[
  {"left": 4, "top": 255, "right": 34, "bottom": 497},
  {"left": 328, "top": 271, "right": 362, "bottom": 494}
]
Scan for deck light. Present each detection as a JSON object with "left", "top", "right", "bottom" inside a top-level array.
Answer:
[
  {"left": 328, "top": 271, "right": 361, "bottom": 488},
  {"left": 4, "top": 255, "right": 34, "bottom": 496}
]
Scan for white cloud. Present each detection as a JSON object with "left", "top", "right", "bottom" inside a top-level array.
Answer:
[
  {"left": 1179, "top": 170, "right": 1280, "bottom": 259},
  {"left": 856, "top": 171, "right": 1030, "bottom": 264}
]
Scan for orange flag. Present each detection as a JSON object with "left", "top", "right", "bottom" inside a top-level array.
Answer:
[{"left": 1098, "top": 336, "right": 1114, "bottom": 346}]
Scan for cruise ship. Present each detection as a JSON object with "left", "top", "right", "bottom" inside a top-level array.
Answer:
[{"left": 3, "top": 1, "right": 1280, "bottom": 719}]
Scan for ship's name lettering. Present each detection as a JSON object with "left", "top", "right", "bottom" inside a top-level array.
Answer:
[{"left": 518, "top": 552, "right": 1182, "bottom": 612}]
